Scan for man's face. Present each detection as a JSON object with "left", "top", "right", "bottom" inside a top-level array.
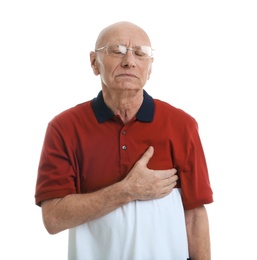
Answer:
[{"left": 91, "top": 28, "right": 153, "bottom": 93}]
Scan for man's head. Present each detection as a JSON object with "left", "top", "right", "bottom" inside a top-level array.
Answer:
[{"left": 90, "top": 21, "right": 154, "bottom": 94}]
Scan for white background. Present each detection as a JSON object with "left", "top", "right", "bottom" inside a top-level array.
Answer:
[{"left": 1, "top": 0, "right": 256, "bottom": 259}]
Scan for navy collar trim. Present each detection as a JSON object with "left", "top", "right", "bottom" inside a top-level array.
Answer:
[{"left": 91, "top": 90, "right": 154, "bottom": 123}]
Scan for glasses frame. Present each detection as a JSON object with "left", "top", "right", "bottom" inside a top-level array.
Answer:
[{"left": 95, "top": 44, "right": 154, "bottom": 58}]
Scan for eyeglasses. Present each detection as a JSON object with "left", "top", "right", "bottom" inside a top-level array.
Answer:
[{"left": 95, "top": 44, "right": 154, "bottom": 59}]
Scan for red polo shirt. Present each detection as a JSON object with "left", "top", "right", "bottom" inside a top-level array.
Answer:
[{"left": 35, "top": 90, "right": 213, "bottom": 210}]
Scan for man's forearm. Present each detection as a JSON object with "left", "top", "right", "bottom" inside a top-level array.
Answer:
[
  {"left": 42, "top": 181, "right": 132, "bottom": 234},
  {"left": 185, "top": 206, "right": 211, "bottom": 260}
]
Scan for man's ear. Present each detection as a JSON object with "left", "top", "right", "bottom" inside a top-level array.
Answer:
[{"left": 90, "top": 51, "right": 100, "bottom": 75}]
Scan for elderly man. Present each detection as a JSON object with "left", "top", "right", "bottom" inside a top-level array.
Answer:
[{"left": 35, "top": 21, "right": 213, "bottom": 260}]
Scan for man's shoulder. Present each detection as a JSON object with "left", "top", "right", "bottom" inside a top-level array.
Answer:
[
  {"left": 49, "top": 100, "right": 93, "bottom": 125},
  {"left": 154, "top": 99, "right": 196, "bottom": 123}
]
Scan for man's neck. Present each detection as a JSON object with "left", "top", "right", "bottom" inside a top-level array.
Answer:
[{"left": 102, "top": 88, "right": 144, "bottom": 124}]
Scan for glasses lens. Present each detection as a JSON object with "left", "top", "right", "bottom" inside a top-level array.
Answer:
[
  {"left": 107, "top": 45, "right": 126, "bottom": 57},
  {"left": 134, "top": 46, "right": 152, "bottom": 57},
  {"left": 106, "top": 45, "right": 153, "bottom": 58}
]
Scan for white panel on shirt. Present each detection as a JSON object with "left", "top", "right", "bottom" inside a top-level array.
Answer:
[{"left": 68, "top": 188, "right": 189, "bottom": 260}]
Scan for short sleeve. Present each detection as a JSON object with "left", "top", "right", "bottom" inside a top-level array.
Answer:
[
  {"left": 34, "top": 122, "right": 78, "bottom": 206},
  {"left": 180, "top": 121, "right": 213, "bottom": 210}
]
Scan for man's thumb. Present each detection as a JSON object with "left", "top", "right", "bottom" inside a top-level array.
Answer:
[{"left": 139, "top": 146, "right": 154, "bottom": 165}]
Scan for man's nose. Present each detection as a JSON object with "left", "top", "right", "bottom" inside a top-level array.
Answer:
[{"left": 121, "top": 50, "right": 136, "bottom": 67}]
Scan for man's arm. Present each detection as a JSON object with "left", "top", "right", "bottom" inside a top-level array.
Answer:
[
  {"left": 41, "top": 146, "right": 178, "bottom": 234},
  {"left": 185, "top": 205, "right": 211, "bottom": 260}
]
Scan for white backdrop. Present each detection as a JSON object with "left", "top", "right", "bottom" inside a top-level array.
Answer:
[{"left": 1, "top": 0, "right": 256, "bottom": 259}]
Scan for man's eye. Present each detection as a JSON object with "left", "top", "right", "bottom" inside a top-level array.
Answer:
[
  {"left": 113, "top": 49, "right": 122, "bottom": 54},
  {"left": 108, "top": 46, "right": 123, "bottom": 55},
  {"left": 135, "top": 51, "right": 147, "bottom": 57}
]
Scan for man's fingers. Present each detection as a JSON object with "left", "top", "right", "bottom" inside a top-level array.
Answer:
[{"left": 157, "top": 168, "right": 178, "bottom": 179}]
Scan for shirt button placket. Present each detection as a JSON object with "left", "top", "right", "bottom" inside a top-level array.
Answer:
[{"left": 120, "top": 129, "right": 127, "bottom": 155}]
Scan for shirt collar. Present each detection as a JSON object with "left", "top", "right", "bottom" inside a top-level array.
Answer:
[{"left": 91, "top": 90, "right": 154, "bottom": 123}]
